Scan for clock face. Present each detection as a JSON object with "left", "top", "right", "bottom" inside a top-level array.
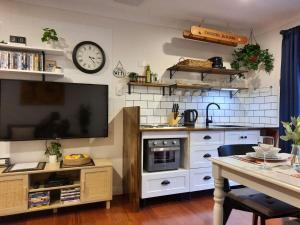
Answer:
[{"left": 72, "top": 41, "right": 106, "bottom": 74}]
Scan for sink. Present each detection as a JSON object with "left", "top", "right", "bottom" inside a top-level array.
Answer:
[{"left": 212, "top": 124, "right": 249, "bottom": 128}]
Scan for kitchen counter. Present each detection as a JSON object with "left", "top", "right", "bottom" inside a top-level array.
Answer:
[{"left": 140, "top": 126, "right": 278, "bottom": 132}]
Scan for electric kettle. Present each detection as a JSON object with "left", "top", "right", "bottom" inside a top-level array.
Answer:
[{"left": 183, "top": 109, "right": 198, "bottom": 127}]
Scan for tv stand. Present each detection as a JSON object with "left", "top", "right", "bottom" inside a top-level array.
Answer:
[{"left": 0, "top": 159, "right": 112, "bottom": 216}]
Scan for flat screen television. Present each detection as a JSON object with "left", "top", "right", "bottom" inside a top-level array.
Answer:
[{"left": 0, "top": 79, "right": 108, "bottom": 141}]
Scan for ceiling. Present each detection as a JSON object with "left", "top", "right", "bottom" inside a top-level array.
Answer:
[{"left": 14, "top": 0, "right": 300, "bottom": 31}]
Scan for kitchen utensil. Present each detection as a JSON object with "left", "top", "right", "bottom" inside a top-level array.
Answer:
[
  {"left": 183, "top": 109, "right": 198, "bottom": 127},
  {"left": 246, "top": 152, "right": 288, "bottom": 162},
  {"left": 252, "top": 146, "right": 281, "bottom": 158}
]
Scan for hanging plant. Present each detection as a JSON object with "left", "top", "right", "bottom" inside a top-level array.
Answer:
[{"left": 231, "top": 44, "right": 274, "bottom": 73}]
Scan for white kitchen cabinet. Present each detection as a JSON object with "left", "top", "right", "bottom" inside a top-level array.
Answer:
[
  {"left": 190, "top": 131, "right": 224, "bottom": 146},
  {"left": 224, "top": 130, "right": 260, "bottom": 145},
  {"left": 190, "top": 168, "right": 214, "bottom": 192},
  {"left": 190, "top": 145, "right": 219, "bottom": 168},
  {"left": 142, "top": 169, "right": 189, "bottom": 198}
]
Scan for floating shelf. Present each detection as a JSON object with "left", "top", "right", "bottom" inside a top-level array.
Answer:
[
  {"left": 0, "top": 43, "right": 64, "bottom": 55},
  {"left": 128, "top": 82, "right": 176, "bottom": 96},
  {"left": 0, "top": 68, "right": 64, "bottom": 77},
  {"left": 127, "top": 81, "right": 248, "bottom": 98},
  {"left": 167, "top": 64, "right": 248, "bottom": 81}
]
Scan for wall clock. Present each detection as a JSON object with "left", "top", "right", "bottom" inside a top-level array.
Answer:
[{"left": 72, "top": 41, "right": 106, "bottom": 74}]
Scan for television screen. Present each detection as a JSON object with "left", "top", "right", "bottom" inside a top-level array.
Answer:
[{"left": 0, "top": 79, "right": 108, "bottom": 141}]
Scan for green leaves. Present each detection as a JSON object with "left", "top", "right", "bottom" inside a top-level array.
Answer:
[
  {"left": 41, "top": 27, "right": 59, "bottom": 43},
  {"left": 45, "top": 142, "right": 62, "bottom": 157},
  {"left": 280, "top": 116, "right": 300, "bottom": 145},
  {"left": 231, "top": 44, "right": 274, "bottom": 73}
]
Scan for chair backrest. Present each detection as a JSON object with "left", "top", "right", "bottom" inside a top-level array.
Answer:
[
  {"left": 218, "top": 144, "right": 256, "bottom": 157},
  {"left": 217, "top": 144, "right": 256, "bottom": 192}
]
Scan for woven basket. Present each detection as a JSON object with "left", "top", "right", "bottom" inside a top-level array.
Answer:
[{"left": 177, "top": 59, "right": 212, "bottom": 68}]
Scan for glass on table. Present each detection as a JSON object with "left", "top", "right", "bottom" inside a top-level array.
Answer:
[{"left": 258, "top": 136, "right": 275, "bottom": 169}]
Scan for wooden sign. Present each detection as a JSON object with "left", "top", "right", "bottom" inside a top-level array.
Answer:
[{"left": 183, "top": 26, "right": 248, "bottom": 47}]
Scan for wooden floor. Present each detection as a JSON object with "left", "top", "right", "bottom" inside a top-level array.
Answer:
[{"left": 0, "top": 193, "right": 285, "bottom": 225}]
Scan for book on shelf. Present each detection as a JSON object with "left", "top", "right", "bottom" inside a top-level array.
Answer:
[
  {"left": 28, "top": 191, "right": 50, "bottom": 209},
  {"left": 0, "top": 50, "right": 44, "bottom": 71}
]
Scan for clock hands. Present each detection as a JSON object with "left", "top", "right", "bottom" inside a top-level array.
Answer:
[{"left": 89, "top": 56, "right": 96, "bottom": 64}]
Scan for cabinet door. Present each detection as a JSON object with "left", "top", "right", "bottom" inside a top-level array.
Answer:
[
  {"left": 81, "top": 167, "right": 112, "bottom": 203},
  {"left": 0, "top": 175, "right": 28, "bottom": 216},
  {"left": 224, "top": 131, "right": 245, "bottom": 145},
  {"left": 243, "top": 130, "right": 260, "bottom": 144},
  {"left": 190, "top": 146, "right": 219, "bottom": 168}
]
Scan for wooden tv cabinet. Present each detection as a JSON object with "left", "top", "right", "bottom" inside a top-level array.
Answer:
[{"left": 0, "top": 159, "right": 112, "bottom": 216}]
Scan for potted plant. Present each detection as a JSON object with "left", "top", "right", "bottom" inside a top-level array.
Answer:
[
  {"left": 128, "top": 72, "right": 138, "bottom": 82},
  {"left": 280, "top": 116, "right": 300, "bottom": 168},
  {"left": 41, "top": 28, "right": 59, "bottom": 48},
  {"left": 45, "top": 142, "right": 62, "bottom": 164},
  {"left": 231, "top": 44, "right": 274, "bottom": 73}
]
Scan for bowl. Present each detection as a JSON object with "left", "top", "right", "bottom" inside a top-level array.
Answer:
[{"left": 252, "top": 146, "right": 281, "bottom": 158}]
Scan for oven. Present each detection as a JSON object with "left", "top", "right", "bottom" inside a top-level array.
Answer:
[{"left": 144, "top": 139, "right": 181, "bottom": 172}]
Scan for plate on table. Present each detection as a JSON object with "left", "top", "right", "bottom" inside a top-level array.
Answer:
[{"left": 246, "top": 152, "right": 289, "bottom": 162}]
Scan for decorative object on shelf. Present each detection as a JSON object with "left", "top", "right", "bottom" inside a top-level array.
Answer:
[
  {"left": 208, "top": 56, "right": 223, "bottom": 68},
  {"left": 45, "top": 59, "right": 56, "bottom": 72},
  {"left": 9, "top": 35, "right": 26, "bottom": 46},
  {"left": 41, "top": 28, "right": 58, "bottom": 48},
  {"left": 72, "top": 41, "right": 106, "bottom": 74},
  {"left": 113, "top": 60, "right": 127, "bottom": 78},
  {"left": 151, "top": 72, "right": 158, "bottom": 83},
  {"left": 145, "top": 64, "right": 151, "bottom": 83},
  {"left": 0, "top": 40, "right": 7, "bottom": 44},
  {"left": 177, "top": 57, "right": 212, "bottom": 68},
  {"left": 280, "top": 116, "right": 300, "bottom": 168},
  {"left": 128, "top": 72, "right": 138, "bottom": 82},
  {"left": 45, "top": 141, "right": 62, "bottom": 164},
  {"left": 183, "top": 26, "right": 248, "bottom": 47},
  {"left": 231, "top": 30, "right": 274, "bottom": 73},
  {"left": 0, "top": 157, "right": 10, "bottom": 167}
]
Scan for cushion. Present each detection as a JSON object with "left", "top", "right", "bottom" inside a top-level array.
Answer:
[{"left": 227, "top": 187, "right": 299, "bottom": 217}]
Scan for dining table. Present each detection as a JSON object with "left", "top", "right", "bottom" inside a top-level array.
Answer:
[{"left": 210, "top": 153, "right": 300, "bottom": 225}]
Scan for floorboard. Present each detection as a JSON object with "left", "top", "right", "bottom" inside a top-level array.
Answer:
[{"left": 0, "top": 193, "right": 287, "bottom": 225}]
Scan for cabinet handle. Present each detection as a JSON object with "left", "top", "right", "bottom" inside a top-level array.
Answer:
[
  {"left": 244, "top": 136, "right": 248, "bottom": 139},
  {"left": 240, "top": 136, "right": 244, "bottom": 139},
  {"left": 203, "top": 135, "right": 212, "bottom": 140},
  {"left": 203, "top": 176, "right": 211, "bottom": 181},
  {"left": 161, "top": 180, "right": 170, "bottom": 186},
  {"left": 203, "top": 153, "right": 212, "bottom": 158}
]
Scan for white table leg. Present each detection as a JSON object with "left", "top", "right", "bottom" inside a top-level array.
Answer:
[{"left": 213, "top": 165, "right": 225, "bottom": 225}]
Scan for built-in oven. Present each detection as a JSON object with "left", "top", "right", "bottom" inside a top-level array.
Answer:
[{"left": 144, "top": 139, "right": 181, "bottom": 172}]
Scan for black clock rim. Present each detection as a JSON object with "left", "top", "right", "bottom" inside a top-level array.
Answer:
[{"left": 72, "top": 41, "right": 106, "bottom": 74}]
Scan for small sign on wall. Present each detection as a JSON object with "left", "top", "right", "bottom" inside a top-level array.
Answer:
[{"left": 113, "top": 60, "right": 127, "bottom": 78}]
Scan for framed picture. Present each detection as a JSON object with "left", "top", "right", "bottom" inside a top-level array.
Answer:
[{"left": 45, "top": 60, "right": 57, "bottom": 72}]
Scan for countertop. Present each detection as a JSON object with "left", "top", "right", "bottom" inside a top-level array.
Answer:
[{"left": 140, "top": 126, "right": 278, "bottom": 132}]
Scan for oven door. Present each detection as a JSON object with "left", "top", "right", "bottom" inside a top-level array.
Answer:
[{"left": 146, "top": 147, "right": 180, "bottom": 172}]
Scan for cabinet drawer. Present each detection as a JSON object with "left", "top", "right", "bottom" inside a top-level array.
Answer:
[
  {"left": 224, "top": 130, "right": 259, "bottom": 145},
  {"left": 190, "top": 168, "right": 214, "bottom": 192},
  {"left": 190, "top": 147, "right": 218, "bottom": 168},
  {"left": 190, "top": 131, "right": 224, "bottom": 146},
  {"left": 142, "top": 170, "right": 189, "bottom": 199}
]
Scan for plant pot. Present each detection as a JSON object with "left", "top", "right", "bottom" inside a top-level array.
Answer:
[
  {"left": 291, "top": 144, "right": 300, "bottom": 168},
  {"left": 49, "top": 155, "right": 57, "bottom": 164},
  {"left": 44, "top": 40, "right": 56, "bottom": 49}
]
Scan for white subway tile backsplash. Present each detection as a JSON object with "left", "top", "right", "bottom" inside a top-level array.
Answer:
[{"left": 125, "top": 86, "right": 279, "bottom": 126}]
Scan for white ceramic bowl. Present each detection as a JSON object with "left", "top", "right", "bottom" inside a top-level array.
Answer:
[{"left": 252, "top": 146, "right": 281, "bottom": 158}]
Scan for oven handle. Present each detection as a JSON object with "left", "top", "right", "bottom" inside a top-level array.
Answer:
[{"left": 150, "top": 147, "right": 180, "bottom": 152}]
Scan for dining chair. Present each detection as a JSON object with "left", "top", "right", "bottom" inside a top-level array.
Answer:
[{"left": 218, "top": 144, "right": 300, "bottom": 225}]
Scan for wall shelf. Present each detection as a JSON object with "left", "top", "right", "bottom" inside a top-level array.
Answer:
[
  {"left": 128, "top": 82, "right": 176, "bottom": 96},
  {"left": 127, "top": 81, "right": 248, "bottom": 98},
  {"left": 0, "top": 43, "right": 64, "bottom": 55},
  {"left": 167, "top": 64, "right": 248, "bottom": 81},
  {"left": 0, "top": 68, "right": 64, "bottom": 77}
]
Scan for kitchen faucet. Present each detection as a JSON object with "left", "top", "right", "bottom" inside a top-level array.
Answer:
[{"left": 206, "top": 103, "right": 220, "bottom": 128}]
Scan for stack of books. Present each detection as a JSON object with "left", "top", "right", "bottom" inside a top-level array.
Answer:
[
  {"left": 0, "top": 51, "right": 43, "bottom": 71},
  {"left": 60, "top": 187, "right": 80, "bottom": 204},
  {"left": 28, "top": 191, "right": 50, "bottom": 209}
]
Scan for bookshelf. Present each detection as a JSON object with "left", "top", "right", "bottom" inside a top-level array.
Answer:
[{"left": 0, "top": 43, "right": 65, "bottom": 80}]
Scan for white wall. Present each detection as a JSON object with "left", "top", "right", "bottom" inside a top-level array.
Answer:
[{"left": 0, "top": 0, "right": 289, "bottom": 194}]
